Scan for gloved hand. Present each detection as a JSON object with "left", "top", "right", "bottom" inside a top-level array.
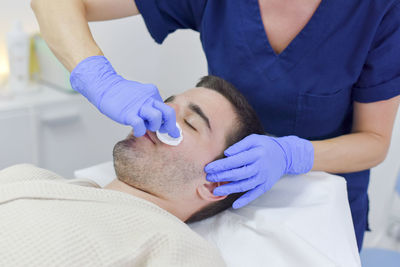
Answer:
[
  {"left": 70, "top": 56, "right": 180, "bottom": 137},
  {"left": 205, "top": 134, "right": 314, "bottom": 208}
]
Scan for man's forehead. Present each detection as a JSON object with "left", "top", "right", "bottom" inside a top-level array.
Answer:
[
  {"left": 177, "top": 87, "right": 226, "bottom": 103},
  {"left": 168, "top": 88, "right": 231, "bottom": 113}
]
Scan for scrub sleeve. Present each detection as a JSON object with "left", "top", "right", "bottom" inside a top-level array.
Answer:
[{"left": 135, "top": 0, "right": 400, "bottom": 251}]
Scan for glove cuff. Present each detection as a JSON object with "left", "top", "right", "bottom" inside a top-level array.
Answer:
[
  {"left": 271, "top": 135, "right": 314, "bottom": 175},
  {"left": 70, "top": 55, "right": 120, "bottom": 107}
]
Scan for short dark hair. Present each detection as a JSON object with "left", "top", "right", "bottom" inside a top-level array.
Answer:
[{"left": 185, "top": 75, "right": 265, "bottom": 223}]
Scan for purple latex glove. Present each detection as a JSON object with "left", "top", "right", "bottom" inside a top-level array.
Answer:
[
  {"left": 70, "top": 56, "right": 180, "bottom": 137},
  {"left": 205, "top": 134, "right": 314, "bottom": 208}
]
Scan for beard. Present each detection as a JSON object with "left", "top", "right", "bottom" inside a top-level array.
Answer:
[{"left": 112, "top": 134, "right": 202, "bottom": 197}]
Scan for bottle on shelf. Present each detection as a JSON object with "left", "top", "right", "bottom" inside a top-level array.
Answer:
[{"left": 7, "top": 20, "right": 30, "bottom": 94}]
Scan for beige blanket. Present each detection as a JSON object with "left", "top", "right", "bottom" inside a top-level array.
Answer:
[{"left": 0, "top": 164, "right": 225, "bottom": 267}]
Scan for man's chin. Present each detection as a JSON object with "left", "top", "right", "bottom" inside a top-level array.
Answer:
[
  {"left": 119, "top": 132, "right": 140, "bottom": 148},
  {"left": 114, "top": 139, "right": 132, "bottom": 152},
  {"left": 113, "top": 135, "right": 135, "bottom": 160}
]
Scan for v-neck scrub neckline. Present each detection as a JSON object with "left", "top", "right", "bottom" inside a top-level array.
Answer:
[{"left": 239, "top": 0, "right": 331, "bottom": 81}]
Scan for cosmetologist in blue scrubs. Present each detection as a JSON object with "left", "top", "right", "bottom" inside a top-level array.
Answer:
[{"left": 132, "top": 0, "right": 400, "bottom": 251}]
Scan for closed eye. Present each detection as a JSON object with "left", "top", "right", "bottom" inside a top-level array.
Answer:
[{"left": 184, "top": 119, "right": 197, "bottom": 131}]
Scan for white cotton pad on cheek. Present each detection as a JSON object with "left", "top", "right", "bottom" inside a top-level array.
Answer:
[{"left": 156, "top": 122, "right": 183, "bottom": 146}]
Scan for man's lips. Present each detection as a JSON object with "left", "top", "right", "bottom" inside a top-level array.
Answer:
[
  {"left": 127, "top": 131, "right": 157, "bottom": 145},
  {"left": 144, "top": 132, "right": 156, "bottom": 144}
]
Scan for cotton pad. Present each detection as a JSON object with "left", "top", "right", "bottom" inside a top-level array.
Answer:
[{"left": 156, "top": 122, "right": 183, "bottom": 146}]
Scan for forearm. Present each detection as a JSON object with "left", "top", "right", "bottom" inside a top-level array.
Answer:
[
  {"left": 31, "top": 0, "right": 103, "bottom": 71},
  {"left": 311, "top": 132, "right": 389, "bottom": 173}
]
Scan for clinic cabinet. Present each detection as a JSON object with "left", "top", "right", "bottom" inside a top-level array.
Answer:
[{"left": 0, "top": 84, "right": 129, "bottom": 178}]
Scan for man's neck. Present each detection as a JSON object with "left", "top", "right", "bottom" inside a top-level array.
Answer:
[{"left": 103, "top": 179, "right": 190, "bottom": 221}]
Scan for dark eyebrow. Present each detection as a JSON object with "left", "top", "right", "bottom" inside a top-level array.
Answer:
[
  {"left": 188, "top": 102, "right": 212, "bottom": 132},
  {"left": 164, "top": 95, "right": 212, "bottom": 132},
  {"left": 164, "top": 95, "right": 175, "bottom": 103}
]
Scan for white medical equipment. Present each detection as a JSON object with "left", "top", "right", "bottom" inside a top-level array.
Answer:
[{"left": 75, "top": 162, "right": 361, "bottom": 267}]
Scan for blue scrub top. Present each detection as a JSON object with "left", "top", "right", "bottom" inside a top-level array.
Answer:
[{"left": 135, "top": 0, "right": 400, "bottom": 250}]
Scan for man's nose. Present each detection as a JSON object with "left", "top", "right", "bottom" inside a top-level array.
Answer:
[{"left": 167, "top": 102, "right": 181, "bottom": 118}]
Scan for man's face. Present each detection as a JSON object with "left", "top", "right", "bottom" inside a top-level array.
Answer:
[{"left": 113, "top": 87, "right": 236, "bottom": 199}]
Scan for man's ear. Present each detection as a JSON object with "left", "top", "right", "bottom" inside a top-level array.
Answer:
[{"left": 197, "top": 181, "right": 229, "bottom": 202}]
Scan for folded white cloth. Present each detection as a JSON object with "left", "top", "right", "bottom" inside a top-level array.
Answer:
[
  {"left": 74, "top": 161, "right": 116, "bottom": 187},
  {"left": 190, "top": 171, "right": 361, "bottom": 267}
]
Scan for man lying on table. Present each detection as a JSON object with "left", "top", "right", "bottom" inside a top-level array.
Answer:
[{"left": 0, "top": 75, "right": 269, "bottom": 267}]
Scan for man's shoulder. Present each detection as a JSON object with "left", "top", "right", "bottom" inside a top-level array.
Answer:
[
  {"left": 152, "top": 220, "right": 225, "bottom": 265},
  {"left": 0, "top": 164, "right": 65, "bottom": 185}
]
